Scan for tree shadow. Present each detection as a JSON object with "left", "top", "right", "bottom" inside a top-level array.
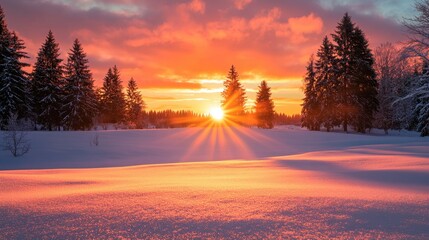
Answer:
[{"left": 274, "top": 159, "right": 429, "bottom": 187}]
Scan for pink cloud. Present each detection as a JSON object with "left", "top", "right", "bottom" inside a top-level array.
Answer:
[
  {"left": 188, "top": 0, "right": 205, "bottom": 14},
  {"left": 234, "top": 0, "right": 252, "bottom": 10}
]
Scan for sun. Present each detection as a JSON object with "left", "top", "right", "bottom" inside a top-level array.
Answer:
[{"left": 209, "top": 107, "right": 224, "bottom": 121}]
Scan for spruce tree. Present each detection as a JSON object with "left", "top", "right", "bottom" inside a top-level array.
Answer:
[
  {"left": 100, "top": 65, "right": 126, "bottom": 123},
  {"left": 100, "top": 68, "right": 113, "bottom": 123},
  {"left": 126, "top": 77, "right": 145, "bottom": 127},
  {"left": 0, "top": 5, "right": 9, "bottom": 76},
  {"left": 31, "top": 30, "right": 64, "bottom": 131},
  {"left": 349, "top": 27, "right": 378, "bottom": 132},
  {"left": 221, "top": 65, "right": 246, "bottom": 119},
  {"left": 314, "top": 36, "right": 340, "bottom": 131},
  {"left": 301, "top": 56, "right": 320, "bottom": 130},
  {"left": 0, "top": 6, "right": 31, "bottom": 128},
  {"left": 255, "top": 80, "right": 275, "bottom": 129},
  {"left": 332, "top": 13, "right": 378, "bottom": 133},
  {"left": 331, "top": 13, "right": 355, "bottom": 132},
  {"left": 61, "top": 39, "right": 97, "bottom": 130}
]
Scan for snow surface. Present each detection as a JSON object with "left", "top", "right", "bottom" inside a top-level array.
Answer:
[{"left": 1, "top": 126, "right": 429, "bottom": 238}]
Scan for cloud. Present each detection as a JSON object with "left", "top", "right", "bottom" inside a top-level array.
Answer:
[
  {"left": 317, "top": 0, "right": 415, "bottom": 21},
  {"left": 40, "top": 0, "right": 144, "bottom": 16},
  {"left": 188, "top": 0, "right": 205, "bottom": 14},
  {"left": 234, "top": 0, "right": 252, "bottom": 10}
]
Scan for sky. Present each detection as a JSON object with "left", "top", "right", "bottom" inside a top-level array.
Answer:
[{"left": 1, "top": 0, "right": 416, "bottom": 114}]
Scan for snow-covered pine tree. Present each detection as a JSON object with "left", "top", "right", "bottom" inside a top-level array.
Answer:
[
  {"left": 31, "top": 30, "right": 64, "bottom": 131},
  {"left": 100, "top": 65, "right": 126, "bottom": 124},
  {"left": 61, "top": 39, "right": 97, "bottom": 130},
  {"left": 126, "top": 77, "right": 145, "bottom": 128},
  {"left": 0, "top": 6, "right": 31, "bottom": 129},
  {"left": 255, "top": 80, "right": 275, "bottom": 129},
  {"left": 301, "top": 56, "right": 321, "bottom": 130},
  {"left": 332, "top": 13, "right": 378, "bottom": 133},
  {"left": 402, "top": 0, "right": 429, "bottom": 136},
  {"left": 314, "top": 36, "right": 340, "bottom": 132},
  {"left": 221, "top": 65, "right": 247, "bottom": 120},
  {"left": 412, "top": 72, "right": 429, "bottom": 136}
]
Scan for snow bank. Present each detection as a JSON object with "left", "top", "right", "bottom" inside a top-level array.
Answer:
[{"left": 1, "top": 126, "right": 428, "bottom": 170}]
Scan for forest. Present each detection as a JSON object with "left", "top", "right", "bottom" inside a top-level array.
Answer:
[{"left": 302, "top": 10, "right": 429, "bottom": 136}]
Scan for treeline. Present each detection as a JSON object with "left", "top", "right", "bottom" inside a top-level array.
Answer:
[
  {"left": 274, "top": 113, "right": 301, "bottom": 126},
  {"left": 302, "top": 11, "right": 429, "bottom": 136},
  {"left": 0, "top": 6, "right": 146, "bottom": 130},
  {"left": 144, "top": 110, "right": 209, "bottom": 128}
]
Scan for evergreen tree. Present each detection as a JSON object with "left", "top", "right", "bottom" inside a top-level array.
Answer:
[
  {"left": 301, "top": 56, "right": 320, "bottom": 130},
  {"left": 221, "top": 65, "right": 246, "bottom": 119},
  {"left": 396, "top": 60, "right": 429, "bottom": 136},
  {"left": 61, "top": 39, "right": 97, "bottom": 130},
  {"left": 349, "top": 27, "right": 378, "bottom": 132},
  {"left": 0, "top": 6, "right": 31, "bottom": 128},
  {"left": 332, "top": 13, "right": 378, "bottom": 133},
  {"left": 314, "top": 36, "right": 340, "bottom": 131},
  {"left": 126, "top": 77, "right": 145, "bottom": 127},
  {"left": 331, "top": 13, "right": 356, "bottom": 132},
  {"left": 411, "top": 72, "right": 429, "bottom": 136},
  {"left": 100, "top": 68, "right": 113, "bottom": 123},
  {"left": 100, "top": 65, "right": 126, "bottom": 123},
  {"left": 255, "top": 80, "right": 275, "bottom": 129},
  {"left": 0, "top": 5, "right": 10, "bottom": 77},
  {"left": 31, "top": 30, "right": 64, "bottom": 131}
]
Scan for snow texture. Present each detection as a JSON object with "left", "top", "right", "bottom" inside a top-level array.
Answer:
[{"left": 0, "top": 126, "right": 428, "bottom": 239}]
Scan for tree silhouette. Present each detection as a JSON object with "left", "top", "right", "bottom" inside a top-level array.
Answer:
[
  {"left": 221, "top": 65, "right": 246, "bottom": 121},
  {"left": 331, "top": 13, "right": 378, "bottom": 132},
  {"left": 301, "top": 55, "right": 320, "bottom": 130},
  {"left": 255, "top": 80, "right": 275, "bottom": 129},
  {"left": 100, "top": 65, "right": 126, "bottom": 124},
  {"left": 126, "top": 78, "right": 146, "bottom": 128},
  {"left": 314, "top": 36, "right": 340, "bottom": 132}
]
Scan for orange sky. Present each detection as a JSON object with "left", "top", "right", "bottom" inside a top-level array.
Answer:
[{"left": 2, "top": 0, "right": 413, "bottom": 114}]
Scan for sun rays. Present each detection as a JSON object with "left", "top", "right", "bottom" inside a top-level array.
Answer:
[{"left": 209, "top": 107, "right": 224, "bottom": 121}]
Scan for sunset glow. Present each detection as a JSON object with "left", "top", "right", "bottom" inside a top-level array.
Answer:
[
  {"left": 1, "top": 0, "right": 414, "bottom": 114},
  {"left": 209, "top": 107, "right": 224, "bottom": 121}
]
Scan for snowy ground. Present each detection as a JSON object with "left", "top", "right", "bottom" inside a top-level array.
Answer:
[{"left": 1, "top": 126, "right": 429, "bottom": 239}]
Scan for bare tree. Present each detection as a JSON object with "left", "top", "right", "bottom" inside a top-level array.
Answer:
[
  {"left": 403, "top": 0, "right": 429, "bottom": 60},
  {"left": 2, "top": 114, "right": 31, "bottom": 157},
  {"left": 373, "top": 43, "right": 411, "bottom": 133}
]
